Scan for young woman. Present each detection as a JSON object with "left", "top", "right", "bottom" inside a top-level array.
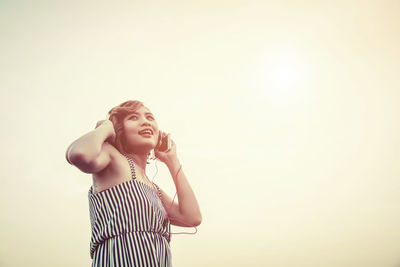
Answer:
[{"left": 66, "top": 100, "right": 202, "bottom": 267}]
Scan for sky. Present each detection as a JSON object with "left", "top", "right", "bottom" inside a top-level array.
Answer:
[{"left": 1, "top": 1, "right": 399, "bottom": 266}]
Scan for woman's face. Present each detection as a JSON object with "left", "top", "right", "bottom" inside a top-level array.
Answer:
[{"left": 122, "top": 106, "right": 160, "bottom": 153}]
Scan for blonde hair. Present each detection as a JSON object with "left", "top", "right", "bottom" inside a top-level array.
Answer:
[{"left": 107, "top": 100, "right": 145, "bottom": 155}]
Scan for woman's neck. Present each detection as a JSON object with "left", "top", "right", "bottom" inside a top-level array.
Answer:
[{"left": 125, "top": 152, "right": 148, "bottom": 172}]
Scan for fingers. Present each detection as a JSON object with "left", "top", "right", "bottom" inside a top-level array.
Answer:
[
  {"left": 95, "top": 120, "right": 105, "bottom": 129},
  {"left": 95, "top": 119, "right": 112, "bottom": 129}
]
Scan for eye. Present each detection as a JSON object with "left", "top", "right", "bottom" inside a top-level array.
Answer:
[
  {"left": 147, "top": 115, "right": 155, "bottom": 120},
  {"left": 130, "top": 115, "right": 138, "bottom": 120}
]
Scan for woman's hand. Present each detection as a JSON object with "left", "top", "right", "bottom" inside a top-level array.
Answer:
[
  {"left": 154, "top": 132, "right": 178, "bottom": 166},
  {"left": 95, "top": 119, "right": 110, "bottom": 129},
  {"left": 95, "top": 119, "right": 116, "bottom": 144}
]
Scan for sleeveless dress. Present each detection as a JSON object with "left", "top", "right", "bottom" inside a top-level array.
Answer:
[{"left": 88, "top": 153, "right": 172, "bottom": 266}]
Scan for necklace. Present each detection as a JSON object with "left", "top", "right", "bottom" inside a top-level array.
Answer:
[
  {"left": 123, "top": 153, "right": 150, "bottom": 184},
  {"left": 123, "top": 153, "right": 163, "bottom": 200}
]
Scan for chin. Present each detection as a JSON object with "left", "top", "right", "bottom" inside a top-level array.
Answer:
[
  {"left": 126, "top": 136, "right": 157, "bottom": 153},
  {"left": 132, "top": 142, "right": 156, "bottom": 154}
]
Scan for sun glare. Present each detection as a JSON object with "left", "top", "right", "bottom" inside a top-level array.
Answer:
[{"left": 258, "top": 49, "right": 311, "bottom": 101}]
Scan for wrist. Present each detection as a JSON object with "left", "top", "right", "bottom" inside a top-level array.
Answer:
[
  {"left": 166, "top": 157, "right": 182, "bottom": 182},
  {"left": 101, "top": 120, "right": 116, "bottom": 142},
  {"left": 166, "top": 156, "right": 180, "bottom": 168}
]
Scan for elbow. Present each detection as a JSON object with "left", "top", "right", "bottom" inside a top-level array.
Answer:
[
  {"left": 180, "top": 211, "right": 202, "bottom": 227},
  {"left": 67, "top": 151, "right": 94, "bottom": 173},
  {"left": 190, "top": 214, "right": 202, "bottom": 227},
  {"left": 68, "top": 151, "right": 87, "bottom": 166},
  {"left": 66, "top": 144, "right": 92, "bottom": 166},
  {"left": 66, "top": 143, "right": 83, "bottom": 165},
  {"left": 193, "top": 218, "right": 202, "bottom": 227},
  {"left": 69, "top": 155, "right": 97, "bottom": 174}
]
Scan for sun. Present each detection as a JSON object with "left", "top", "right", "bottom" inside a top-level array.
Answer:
[{"left": 257, "top": 47, "right": 312, "bottom": 102}]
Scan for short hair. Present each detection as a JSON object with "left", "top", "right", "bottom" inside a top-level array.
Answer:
[{"left": 107, "top": 100, "right": 145, "bottom": 155}]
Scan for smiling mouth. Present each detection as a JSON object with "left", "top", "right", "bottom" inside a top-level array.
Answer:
[{"left": 138, "top": 129, "right": 153, "bottom": 136}]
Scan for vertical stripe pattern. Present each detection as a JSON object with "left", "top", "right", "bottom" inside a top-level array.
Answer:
[{"left": 88, "top": 153, "right": 171, "bottom": 266}]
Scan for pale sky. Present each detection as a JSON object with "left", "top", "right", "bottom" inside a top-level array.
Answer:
[{"left": 1, "top": 1, "right": 399, "bottom": 266}]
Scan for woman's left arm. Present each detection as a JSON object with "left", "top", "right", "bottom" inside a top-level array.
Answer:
[{"left": 155, "top": 139, "right": 202, "bottom": 227}]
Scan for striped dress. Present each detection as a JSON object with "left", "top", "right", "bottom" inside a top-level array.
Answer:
[{"left": 88, "top": 153, "right": 172, "bottom": 266}]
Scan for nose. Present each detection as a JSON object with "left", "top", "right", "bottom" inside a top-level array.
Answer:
[{"left": 140, "top": 117, "right": 152, "bottom": 126}]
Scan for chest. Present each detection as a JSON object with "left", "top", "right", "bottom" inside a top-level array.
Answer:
[{"left": 92, "top": 157, "right": 153, "bottom": 194}]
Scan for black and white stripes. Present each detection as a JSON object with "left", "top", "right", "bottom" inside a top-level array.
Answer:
[{"left": 88, "top": 154, "right": 171, "bottom": 266}]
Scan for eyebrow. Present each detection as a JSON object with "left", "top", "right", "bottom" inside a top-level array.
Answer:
[{"left": 128, "top": 112, "right": 154, "bottom": 116}]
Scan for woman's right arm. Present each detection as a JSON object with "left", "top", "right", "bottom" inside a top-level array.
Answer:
[{"left": 66, "top": 120, "right": 116, "bottom": 174}]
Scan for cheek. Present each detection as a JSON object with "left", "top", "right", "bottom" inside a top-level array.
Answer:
[
  {"left": 124, "top": 122, "right": 139, "bottom": 133},
  {"left": 153, "top": 123, "right": 159, "bottom": 133},
  {"left": 122, "top": 124, "right": 137, "bottom": 140}
]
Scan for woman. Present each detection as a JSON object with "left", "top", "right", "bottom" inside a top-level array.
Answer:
[{"left": 66, "top": 100, "right": 202, "bottom": 267}]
